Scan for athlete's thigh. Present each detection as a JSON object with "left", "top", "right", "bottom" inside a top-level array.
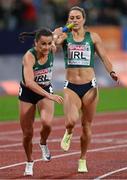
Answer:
[
  {"left": 37, "top": 98, "right": 54, "bottom": 122},
  {"left": 81, "top": 88, "right": 98, "bottom": 122},
  {"left": 64, "top": 88, "right": 81, "bottom": 119},
  {"left": 19, "top": 101, "right": 36, "bottom": 131}
]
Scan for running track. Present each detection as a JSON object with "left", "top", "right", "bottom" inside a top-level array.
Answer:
[{"left": 0, "top": 111, "right": 127, "bottom": 179}]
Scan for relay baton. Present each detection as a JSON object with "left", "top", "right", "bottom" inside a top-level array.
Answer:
[{"left": 62, "top": 23, "right": 74, "bottom": 32}]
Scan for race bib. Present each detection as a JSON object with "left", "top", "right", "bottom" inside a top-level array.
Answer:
[
  {"left": 34, "top": 68, "right": 52, "bottom": 85},
  {"left": 68, "top": 43, "right": 91, "bottom": 66}
]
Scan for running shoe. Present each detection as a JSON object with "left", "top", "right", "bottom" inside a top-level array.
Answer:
[
  {"left": 60, "top": 130, "right": 72, "bottom": 151},
  {"left": 24, "top": 161, "right": 34, "bottom": 176},
  {"left": 78, "top": 159, "right": 88, "bottom": 173},
  {"left": 40, "top": 144, "right": 51, "bottom": 161}
]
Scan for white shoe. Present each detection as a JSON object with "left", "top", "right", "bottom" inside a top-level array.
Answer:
[
  {"left": 24, "top": 161, "right": 34, "bottom": 176},
  {"left": 40, "top": 144, "right": 51, "bottom": 161}
]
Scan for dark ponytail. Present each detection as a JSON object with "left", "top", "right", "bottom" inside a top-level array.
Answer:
[
  {"left": 19, "top": 28, "right": 53, "bottom": 43},
  {"left": 19, "top": 31, "right": 37, "bottom": 43}
]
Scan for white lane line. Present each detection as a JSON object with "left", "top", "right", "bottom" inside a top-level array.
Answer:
[
  {"left": 1, "top": 143, "right": 127, "bottom": 170},
  {"left": 0, "top": 118, "right": 127, "bottom": 136},
  {"left": 1, "top": 130, "right": 127, "bottom": 148},
  {"left": 94, "top": 131, "right": 127, "bottom": 137},
  {"left": 0, "top": 152, "right": 79, "bottom": 170},
  {"left": 94, "top": 167, "right": 127, "bottom": 180},
  {"left": 96, "top": 111, "right": 127, "bottom": 116},
  {"left": 93, "top": 119, "right": 127, "bottom": 126},
  {"left": 0, "top": 110, "right": 126, "bottom": 125},
  {"left": 1, "top": 129, "right": 127, "bottom": 143}
]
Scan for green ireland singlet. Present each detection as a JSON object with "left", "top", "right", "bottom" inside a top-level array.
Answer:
[
  {"left": 62, "top": 31, "right": 95, "bottom": 68},
  {"left": 22, "top": 47, "right": 54, "bottom": 86}
]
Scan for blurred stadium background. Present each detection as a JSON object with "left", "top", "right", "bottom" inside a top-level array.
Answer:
[{"left": 0, "top": 0, "right": 127, "bottom": 120}]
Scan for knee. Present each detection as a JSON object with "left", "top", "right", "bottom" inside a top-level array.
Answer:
[
  {"left": 81, "top": 130, "right": 92, "bottom": 141},
  {"left": 41, "top": 119, "right": 52, "bottom": 130},
  {"left": 65, "top": 108, "right": 79, "bottom": 129},
  {"left": 66, "top": 117, "right": 77, "bottom": 129}
]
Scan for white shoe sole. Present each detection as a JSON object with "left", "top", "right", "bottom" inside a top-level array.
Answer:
[{"left": 24, "top": 172, "right": 33, "bottom": 176}]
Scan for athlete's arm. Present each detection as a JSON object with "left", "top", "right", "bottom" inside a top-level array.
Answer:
[
  {"left": 23, "top": 51, "right": 63, "bottom": 104},
  {"left": 51, "top": 41, "right": 57, "bottom": 53},
  {"left": 91, "top": 32, "right": 118, "bottom": 82}
]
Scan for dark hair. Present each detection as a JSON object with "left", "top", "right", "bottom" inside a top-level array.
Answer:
[
  {"left": 69, "top": 6, "right": 86, "bottom": 19},
  {"left": 19, "top": 28, "right": 53, "bottom": 43}
]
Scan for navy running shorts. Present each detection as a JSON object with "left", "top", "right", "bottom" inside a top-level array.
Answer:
[
  {"left": 64, "top": 78, "right": 97, "bottom": 98},
  {"left": 18, "top": 82, "right": 53, "bottom": 104}
]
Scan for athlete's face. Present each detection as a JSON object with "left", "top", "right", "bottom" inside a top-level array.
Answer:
[
  {"left": 35, "top": 35, "right": 53, "bottom": 55},
  {"left": 68, "top": 10, "right": 85, "bottom": 30}
]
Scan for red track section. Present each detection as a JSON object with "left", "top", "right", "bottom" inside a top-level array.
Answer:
[{"left": 0, "top": 111, "right": 127, "bottom": 179}]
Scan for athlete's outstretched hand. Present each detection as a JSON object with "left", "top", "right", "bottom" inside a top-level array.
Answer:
[
  {"left": 110, "top": 71, "right": 119, "bottom": 84},
  {"left": 47, "top": 94, "right": 63, "bottom": 104},
  {"left": 53, "top": 27, "right": 63, "bottom": 37}
]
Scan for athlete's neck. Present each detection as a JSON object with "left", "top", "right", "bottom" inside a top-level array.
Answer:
[
  {"left": 38, "top": 54, "right": 48, "bottom": 65},
  {"left": 72, "top": 28, "right": 85, "bottom": 42}
]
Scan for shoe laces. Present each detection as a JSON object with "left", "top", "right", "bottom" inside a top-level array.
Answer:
[
  {"left": 41, "top": 145, "right": 50, "bottom": 156},
  {"left": 65, "top": 134, "right": 71, "bottom": 143},
  {"left": 26, "top": 162, "right": 33, "bottom": 171}
]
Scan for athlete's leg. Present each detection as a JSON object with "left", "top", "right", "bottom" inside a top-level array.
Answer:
[
  {"left": 19, "top": 101, "right": 36, "bottom": 162},
  {"left": 37, "top": 98, "right": 54, "bottom": 145},
  {"left": 37, "top": 98, "right": 54, "bottom": 161},
  {"left": 64, "top": 88, "right": 81, "bottom": 133},
  {"left": 80, "top": 88, "right": 98, "bottom": 159},
  {"left": 78, "top": 88, "right": 98, "bottom": 172},
  {"left": 61, "top": 88, "right": 81, "bottom": 151}
]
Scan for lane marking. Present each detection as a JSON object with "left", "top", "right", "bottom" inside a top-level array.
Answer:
[
  {"left": 1, "top": 130, "right": 127, "bottom": 148},
  {"left": 1, "top": 129, "right": 127, "bottom": 143},
  {"left": 0, "top": 118, "right": 127, "bottom": 136},
  {"left": 0, "top": 112, "right": 127, "bottom": 178},
  {"left": 0, "top": 110, "right": 126, "bottom": 125},
  {"left": 1, "top": 143, "right": 127, "bottom": 170},
  {"left": 94, "top": 167, "right": 127, "bottom": 180}
]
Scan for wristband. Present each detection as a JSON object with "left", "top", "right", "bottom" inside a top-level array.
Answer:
[{"left": 110, "top": 71, "right": 115, "bottom": 76}]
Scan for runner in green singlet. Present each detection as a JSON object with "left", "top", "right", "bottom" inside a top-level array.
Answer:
[
  {"left": 18, "top": 28, "right": 63, "bottom": 176},
  {"left": 53, "top": 6, "right": 119, "bottom": 173}
]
